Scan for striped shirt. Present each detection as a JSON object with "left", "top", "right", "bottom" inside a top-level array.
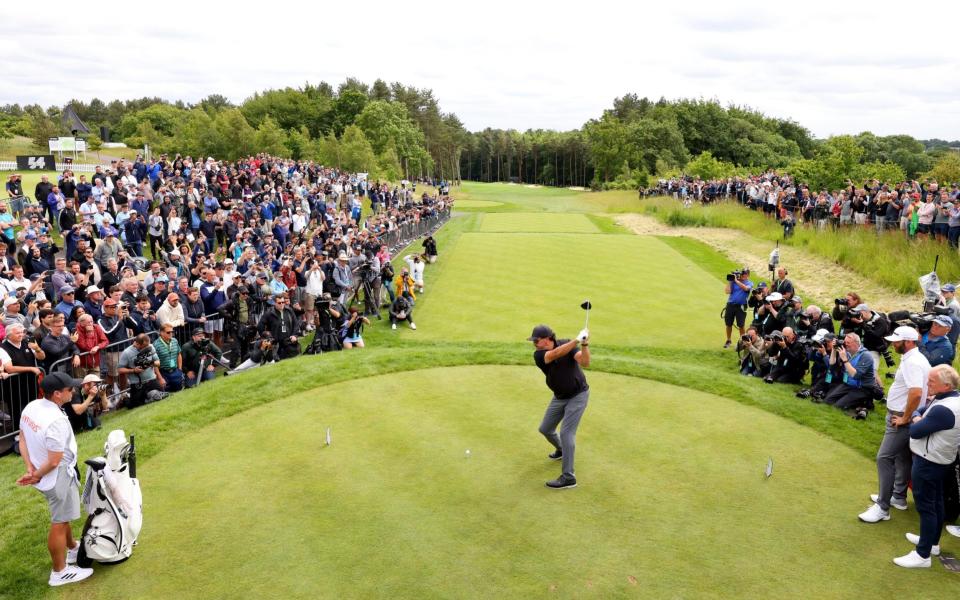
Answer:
[{"left": 153, "top": 337, "right": 181, "bottom": 370}]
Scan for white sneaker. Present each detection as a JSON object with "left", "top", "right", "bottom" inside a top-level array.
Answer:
[
  {"left": 391, "top": 323, "right": 397, "bottom": 330},
  {"left": 49, "top": 565, "right": 93, "bottom": 587},
  {"left": 409, "top": 323, "right": 417, "bottom": 330},
  {"left": 870, "top": 494, "right": 908, "bottom": 510},
  {"left": 66, "top": 541, "right": 80, "bottom": 564},
  {"left": 946, "top": 524, "right": 960, "bottom": 538},
  {"left": 858, "top": 503, "right": 890, "bottom": 523},
  {"left": 905, "top": 532, "right": 940, "bottom": 555},
  {"left": 893, "top": 550, "right": 931, "bottom": 568}
]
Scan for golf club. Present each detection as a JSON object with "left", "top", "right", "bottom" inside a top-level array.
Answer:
[{"left": 580, "top": 299, "right": 592, "bottom": 330}]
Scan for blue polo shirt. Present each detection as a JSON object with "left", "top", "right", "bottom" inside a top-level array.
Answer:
[{"left": 727, "top": 278, "right": 753, "bottom": 304}]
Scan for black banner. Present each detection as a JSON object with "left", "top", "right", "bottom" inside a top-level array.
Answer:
[{"left": 15, "top": 155, "right": 56, "bottom": 171}]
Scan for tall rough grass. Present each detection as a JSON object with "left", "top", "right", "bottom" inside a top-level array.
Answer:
[{"left": 642, "top": 197, "right": 960, "bottom": 294}]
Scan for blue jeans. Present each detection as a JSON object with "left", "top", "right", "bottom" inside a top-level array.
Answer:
[{"left": 160, "top": 368, "right": 184, "bottom": 392}]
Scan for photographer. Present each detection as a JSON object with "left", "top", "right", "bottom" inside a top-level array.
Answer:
[
  {"left": 797, "top": 305, "right": 835, "bottom": 338},
  {"left": 723, "top": 267, "right": 753, "bottom": 349},
  {"left": 736, "top": 325, "right": 768, "bottom": 377},
  {"left": 231, "top": 333, "right": 278, "bottom": 372},
  {"left": 799, "top": 331, "right": 843, "bottom": 401},
  {"left": 117, "top": 333, "right": 165, "bottom": 409},
  {"left": 380, "top": 258, "right": 396, "bottom": 306},
  {"left": 832, "top": 291, "right": 863, "bottom": 333},
  {"left": 919, "top": 315, "right": 955, "bottom": 367},
  {"left": 747, "top": 282, "right": 768, "bottom": 322},
  {"left": 846, "top": 303, "right": 893, "bottom": 368},
  {"left": 757, "top": 292, "right": 787, "bottom": 335},
  {"left": 764, "top": 327, "right": 808, "bottom": 384},
  {"left": 181, "top": 329, "right": 223, "bottom": 387},
  {"left": 822, "top": 333, "right": 878, "bottom": 417},
  {"left": 940, "top": 283, "right": 960, "bottom": 319},
  {"left": 341, "top": 306, "right": 370, "bottom": 349},
  {"left": 66, "top": 374, "right": 110, "bottom": 433},
  {"left": 389, "top": 295, "right": 416, "bottom": 331}
]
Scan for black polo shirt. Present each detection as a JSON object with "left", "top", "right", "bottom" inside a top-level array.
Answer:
[{"left": 534, "top": 339, "right": 588, "bottom": 400}]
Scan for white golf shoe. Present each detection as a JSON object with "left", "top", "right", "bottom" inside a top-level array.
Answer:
[
  {"left": 66, "top": 541, "right": 80, "bottom": 564},
  {"left": 49, "top": 565, "right": 93, "bottom": 587},
  {"left": 905, "top": 532, "right": 940, "bottom": 555},
  {"left": 893, "top": 550, "right": 931, "bottom": 568},
  {"left": 858, "top": 503, "right": 890, "bottom": 523},
  {"left": 409, "top": 322, "right": 417, "bottom": 330},
  {"left": 946, "top": 524, "right": 960, "bottom": 538}
]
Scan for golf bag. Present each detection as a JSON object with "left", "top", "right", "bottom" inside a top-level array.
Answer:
[{"left": 77, "top": 430, "right": 142, "bottom": 566}]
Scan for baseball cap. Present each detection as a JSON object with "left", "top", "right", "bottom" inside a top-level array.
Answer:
[
  {"left": 943, "top": 284, "right": 957, "bottom": 293},
  {"left": 885, "top": 326, "right": 920, "bottom": 342},
  {"left": 192, "top": 328, "right": 206, "bottom": 337},
  {"left": 934, "top": 316, "right": 954, "bottom": 329},
  {"left": 41, "top": 371, "right": 82, "bottom": 394},
  {"left": 740, "top": 266, "right": 751, "bottom": 273},
  {"left": 337, "top": 252, "right": 348, "bottom": 261},
  {"left": 812, "top": 328, "right": 830, "bottom": 343},
  {"left": 155, "top": 275, "right": 168, "bottom": 283},
  {"left": 3, "top": 296, "right": 18, "bottom": 307},
  {"left": 25, "top": 233, "right": 36, "bottom": 240},
  {"left": 853, "top": 303, "right": 870, "bottom": 313},
  {"left": 82, "top": 374, "right": 102, "bottom": 385},
  {"left": 85, "top": 285, "right": 102, "bottom": 295},
  {"left": 757, "top": 282, "right": 767, "bottom": 289},
  {"left": 60, "top": 286, "right": 75, "bottom": 296},
  {"left": 169, "top": 250, "right": 181, "bottom": 257},
  {"left": 527, "top": 324, "right": 555, "bottom": 341},
  {"left": 103, "top": 298, "right": 118, "bottom": 307},
  {"left": 790, "top": 296, "right": 802, "bottom": 305},
  {"left": 765, "top": 292, "right": 783, "bottom": 302}
]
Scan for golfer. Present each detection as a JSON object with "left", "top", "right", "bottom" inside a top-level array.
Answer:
[
  {"left": 528, "top": 324, "right": 590, "bottom": 489},
  {"left": 16, "top": 371, "right": 94, "bottom": 587}
]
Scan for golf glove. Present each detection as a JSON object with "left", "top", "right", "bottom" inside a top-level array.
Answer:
[{"left": 577, "top": 329, "right": 589, "bottom": 343}]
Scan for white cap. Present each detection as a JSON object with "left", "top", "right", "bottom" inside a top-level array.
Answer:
[
  {"left": 885, "top": 326, "right": 920, "bottom": 342},
  {"left": 82, "top": 374, "right": 102, "bottom": 385},
  {"left": 85, "top": 285, "right": 102, "bottom": 295},
  {"left": 765, "top": 292, "right": 783, "bottom": 302}
]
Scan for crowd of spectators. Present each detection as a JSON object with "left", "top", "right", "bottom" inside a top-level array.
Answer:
[
  {"left": 1, "top": 153, "right": 452, "bottom": 435},
  {"left": 656, "top": 175, "right": 960, "bottom": 246}
]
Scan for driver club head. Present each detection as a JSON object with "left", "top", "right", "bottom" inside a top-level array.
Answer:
[{"left": 580, "top": 300, "right": 592, "bottom": 311}]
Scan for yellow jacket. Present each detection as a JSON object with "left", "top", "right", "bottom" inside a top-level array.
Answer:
[{"left": 395, "top": 274, "right": 416, "bottom": 301}]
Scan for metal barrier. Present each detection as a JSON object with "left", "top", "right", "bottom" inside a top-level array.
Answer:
[{"left": 0, "top": 372, "right": 39, "bottom": 446}]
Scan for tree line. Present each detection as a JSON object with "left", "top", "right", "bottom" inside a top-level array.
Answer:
[{"left": 1, "top": 84, "right": 958, "bottom": 188}]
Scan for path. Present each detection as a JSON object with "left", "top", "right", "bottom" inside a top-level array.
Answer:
[{"left": 617, "top": 213, "right": 920, "bottom": 313}]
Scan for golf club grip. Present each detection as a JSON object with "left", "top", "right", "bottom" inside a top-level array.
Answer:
[{"left": 129, "top": 434, "right": 137, "bottom": 479}]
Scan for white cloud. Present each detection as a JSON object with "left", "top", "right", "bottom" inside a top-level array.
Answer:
[{"left": 2, "top": 0, "right": 958, "bottom": 139}]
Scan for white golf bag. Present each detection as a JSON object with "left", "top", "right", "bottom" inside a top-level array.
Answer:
[{"left": 78, "top": 430, "right": 143, "bottom": 566}]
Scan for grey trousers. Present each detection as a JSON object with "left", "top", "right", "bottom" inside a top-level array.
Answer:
[
  {"left": 877, "top": 412, "right": 912, "bottom": 510},
  {"left": 538, "top": 389, "right": 590, "bottom": 478}
]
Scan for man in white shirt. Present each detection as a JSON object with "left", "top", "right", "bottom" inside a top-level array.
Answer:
[
  {"left": 859, "top": 326, "right": 931, "bottom": 523},
  {"left": 16, "top": 371, "right": 94, "bottom": 587}
]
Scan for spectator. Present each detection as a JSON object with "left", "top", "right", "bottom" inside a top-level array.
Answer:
[
  {"left": 73, "top": 314, "right": 108, "bottom": 379},
  {"left": 860, "top": 326, "right": 930, "bottom": 523},
  {"left": 258, "top": 294, "right": 300, "bottom": 359},
  {"left": 66, "top": 373, "right": 110, "bottom": 433},
  {"left": 895, "top": 365, "right": 960, "bottom": 568},
  {"left": 340, "top": 306, "right": 370, "bottom": 349},
  {"left": 153, "top": 325, "right": 184, "bottom": 392},
  {"left": 40, "top": 313, "right": 80, "bottom": 373}
]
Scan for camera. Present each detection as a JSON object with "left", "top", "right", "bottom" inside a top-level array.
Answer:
[
  {"left": 726, "top": 269, "right": 742, "bottom": 282},
  {"left": 133, "top": 349, "right": 155, "bottom": 370},
  {"left": 835, "top": 298, "right": 848, "bottom": 306}
]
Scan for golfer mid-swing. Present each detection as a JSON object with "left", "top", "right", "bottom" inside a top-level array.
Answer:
[{"left": 528, "top": 324, "right": 590, "bottom": 489}]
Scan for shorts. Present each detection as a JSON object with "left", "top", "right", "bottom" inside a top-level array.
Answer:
[
  {"left": 343, "top": 334, "right": 363, "bottom": 344},
  {"left": 204, "top": 318, "right": 224, "bottom": 333},
  {"left": 918, "top": 223, "right": 932, "bottom": 234},
  {"left": 40, "top": 464, "right": 81, "bottom": 523},
  {"left": 102, "top": 352, "right": 120, "bottom": 377},
  {"left": 724, "top": 303, "right": 747, "bottom": 328},
  {"left": 302, "top": 292, "right": 317, "bottom": 311},
  {"left": 934, "top": 223, "right": 949, "bottom": 236}
]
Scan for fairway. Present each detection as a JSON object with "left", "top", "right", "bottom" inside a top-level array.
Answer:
[
  {"left": 454, "top": 199, "right": 504, "bottom": 209},
  {"left": 408, "top": 231, "right": 722, "bottom": 348},
  {"left": 478, "top": 212, "right": 599, "bottom": 233},
  {"left": 66, "top": 366, "right": 949, "bottom": 599}
]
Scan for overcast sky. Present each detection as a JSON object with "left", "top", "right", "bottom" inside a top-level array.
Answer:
[{"left": 3, "top": 1, "right": 958, "bottom": 140}]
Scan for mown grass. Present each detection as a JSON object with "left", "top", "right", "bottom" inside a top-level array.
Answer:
[
  {"left": 0, "top": 136, "right": 139, "bottom": 163},
  {"left": 641, "top": 196, "right": 960, "bottom": 294},
  {"left": 74, "top": 366, "right": 932, "bottom": 600}
]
